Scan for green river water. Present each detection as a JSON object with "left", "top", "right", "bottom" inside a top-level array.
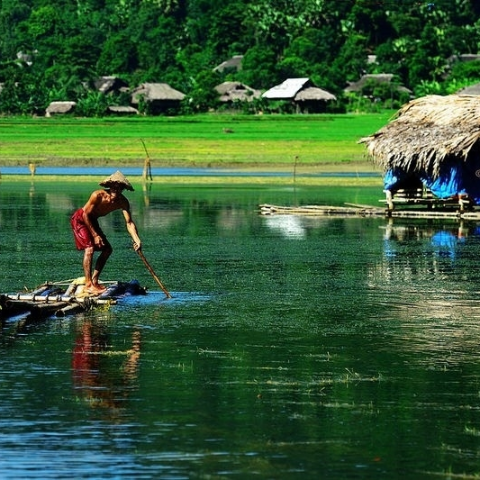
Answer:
[{"left": 1, "top": 178, "right": 480, "bottom": 479}]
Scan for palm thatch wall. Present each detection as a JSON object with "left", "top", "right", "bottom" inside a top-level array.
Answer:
[{"left": 360, "top": 95, "right": 480, "bottom": 178}]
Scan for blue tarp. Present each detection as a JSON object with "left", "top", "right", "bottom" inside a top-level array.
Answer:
[
  {"left": 384, "top": 162, "right": 480, "bottom": 205},
  {"left": 422, "top": 165, "right": 467, "bottom": 199}
]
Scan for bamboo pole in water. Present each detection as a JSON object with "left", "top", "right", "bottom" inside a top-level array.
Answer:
[
  {"left": 29, "top": 302, "right": 70, "bottom": 317},
  {"left": 137, "top": 250, "right": 172, "bottom": 299},
  {"left": 5, "top": 294, "right": 114, "bottom": 304}
]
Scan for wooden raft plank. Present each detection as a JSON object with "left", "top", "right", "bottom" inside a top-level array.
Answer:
[{"left": 259, "top": 204, "right": 480, "bottom": 219}]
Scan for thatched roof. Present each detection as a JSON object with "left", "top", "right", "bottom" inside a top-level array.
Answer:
[
  {"left": 215, "top": 81, "right": 261, "bottom": 102},
  {"left": 106, "top": 105, "right": 139, "bottom": 115},
  {"left": 45, "top": 101, "right": 76, "bottom": 116},
  {"left": 447, "top": 54, "right": 480, "bottom": 64},
  {"left": 359, "top": 95, "right": 480, "bottom": 177},
  {"left": 262, "top": 78, "right": 336, "bottom": 103},
  {"left": 294, "top": 87, "right": 336, "bottom": 102},
  {"left": 131, "top": 83, "right": 185, "bottom": 104},
  {"left": 345, "top": 74, "right": 411, "bottom": 94},
  {"left": 95, "top": 76, "right": 128, "bottom": 94},
  {"left": 456, "top": 83, "right": 480, "bottom": 95},
  {"left": 263, "top": 78, "right": 311, "bottom": 100},
  {"left": 16, "top": 51, "right": 34, "bottom": 66},
  {"left": 214, "top": 55, "right": 243, "bottom": 73}
]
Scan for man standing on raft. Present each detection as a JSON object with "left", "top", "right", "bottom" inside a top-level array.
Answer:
[{"left": 71, "top": 171, "right": 142, "bottom": 295}]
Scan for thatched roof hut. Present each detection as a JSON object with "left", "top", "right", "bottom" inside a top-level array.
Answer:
[
  {"left": 293, "top": 86, "right": 337, "bottom": 113},
  {"left": 95, "top": 76, "right": 128, "bottom": 95},
  {"left": 360, "top": 94, "right": 480, "bottom": 203},
  {"left": 263, "top": 78, "right": 307, "bottom": 100},
  {"left": 106, "top": 105, "right": 139, "bottom": 115},
  {"left": 447, "top": 54, "right": 480, "bottom": 64},
  {"left": 214, "top": 55, "right": 243, "bottom": 73},
  {"left": 215, "top": 81, "right": 261, "bottom": 102},
  {"left": 131, "top": 83, "right": 185, "bottom": 114},
  {"left": 45, "top": 101, "right": 76, "bottom": 117},
  {"left": 456, "top": 83, "right": 480, "bottom": 95},
  {"left": 294, "top": 86, "right": 336, "bottom": 102},
  {"left": 263, "top": 78, "right": 336, "bottom": 113},
  {"left": 345, "top": 74, "right": 411, "bottom": 95}
]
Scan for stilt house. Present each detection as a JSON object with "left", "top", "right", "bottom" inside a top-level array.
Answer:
[{"left": 360, "top": 95, "right": 480, "bottom": 209}]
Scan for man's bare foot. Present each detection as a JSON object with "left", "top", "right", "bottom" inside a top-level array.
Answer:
[{"left": 86, "top": 284, "right": 107, "bottom": 295}]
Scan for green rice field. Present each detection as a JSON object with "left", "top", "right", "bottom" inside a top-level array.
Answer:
[{"left": 0, "top": 113, "right": 393, "bottom": 170}]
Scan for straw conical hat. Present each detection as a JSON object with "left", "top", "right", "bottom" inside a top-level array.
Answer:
[{"left": 99, "top": 170, "right": 134, "bottom": 191}]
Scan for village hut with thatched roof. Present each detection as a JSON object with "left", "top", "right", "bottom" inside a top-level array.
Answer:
[
  {"left": 105, "top": 105, "right": 139, "bottom": 116},
  {"left": 293, "top": 86, "right": 337, "bottom": 113},
  {"left": 215, "top": 81, "right": 261, "bottom": 103},
  {"left": 456, "top": 83, "right": 480, "bottom": 95},
  {"left": 45, "top": 101, "right": 76, "bottom": 117},
  {"left": 213, "top": 55, "right": 243, "bottom": 73},
  {"left": 94, "top": 76, "right": 128, "bottom": 95},
  {"left": 131, "top": 82, "right": 185, "bottom": 114},
  {"left": 345, "top": 73, "right": 412, "bottom": 97},
  {"left": 262, "top": 78, "right": 336, "bottom": 113},
  {"left": 360, "top": 94, "right": 480, "bottom": 206}
]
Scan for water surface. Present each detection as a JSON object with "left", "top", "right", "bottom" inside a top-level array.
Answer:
[{"left": 0, "top": 179, "right": 479, "bottom": 479}]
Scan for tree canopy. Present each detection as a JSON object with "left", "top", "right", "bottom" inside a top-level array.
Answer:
[{"left": 0, "top": 0, "right": 479, "bottom": 115}]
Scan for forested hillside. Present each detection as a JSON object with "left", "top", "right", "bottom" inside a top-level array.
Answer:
[{"left": 1, "top": 0, "right": 480, "bottom": 115}]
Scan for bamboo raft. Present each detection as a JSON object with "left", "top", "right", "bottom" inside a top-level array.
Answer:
[
  {"left": 0, "top": 278, "right": 147, "bottom": 320},
  {"left": 259, "top": 203, "right": 480, "bottom": 219}
]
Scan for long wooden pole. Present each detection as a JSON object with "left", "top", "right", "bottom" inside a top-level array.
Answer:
[
  {"left": 137, "top": 250, "right": 172, "bottom": 299},
  {"left": 141, "top": 139, "right": 153, "bottom": 181}
]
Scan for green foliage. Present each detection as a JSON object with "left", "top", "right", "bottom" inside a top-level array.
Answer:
[
  {"left": 236, "top": 45, "right": 279, "bottom": 90},
  {"left": 449, "top": 60, "right": 480, "bottom": 82},
  {"left": 97, "top": 33, "right": 139, "bottom": 75},
  {"left": 75, "top": 91, "right": 113, "bottom": 117},
  {"left": 0, "top": 1, "right": 479, "bottom": 116},
  {"left": 27, "top": 6, "right": 58, "bottom": 39},
  {"left": 442, "top": 60, "right": 480, "bottom": 94},
  {"left": 413, "top": 80, "right": 444, "bottom": 98},
  {"left": 184, "top": 70, "right": 222, "bottom": 113},
  {"left": 0, "top": 63, "right": 48, "bottom": 114}
]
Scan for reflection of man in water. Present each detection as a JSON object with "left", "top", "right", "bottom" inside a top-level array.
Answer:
[{"left": 72, "top": 321, "right": 141, "bottom": 412}]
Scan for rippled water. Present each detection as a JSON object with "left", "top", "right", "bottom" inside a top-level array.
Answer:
[{"left": 1, "top": 179, "right": 480, "bottom": 479}]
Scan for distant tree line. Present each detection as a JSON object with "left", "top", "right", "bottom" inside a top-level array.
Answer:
[{"left": 0, "top": 0, "right": 479, "bottom": 116}]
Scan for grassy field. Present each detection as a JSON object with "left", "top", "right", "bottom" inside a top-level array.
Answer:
[{"left": 0, "top": 113, "right": 393, "bottom": 171}]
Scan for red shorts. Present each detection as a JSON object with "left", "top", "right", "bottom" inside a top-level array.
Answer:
[{"left": 70, "top": 208, "right": 103, "bottom": 251}]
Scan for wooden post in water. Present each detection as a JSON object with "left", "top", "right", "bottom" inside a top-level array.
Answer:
[{"left": 141, "top": 139, "right": 153, "bottom": 182}]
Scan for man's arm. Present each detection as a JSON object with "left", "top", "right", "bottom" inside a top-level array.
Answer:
[{"left": 123, "top": 208, "right": 142, "bottom": 251}]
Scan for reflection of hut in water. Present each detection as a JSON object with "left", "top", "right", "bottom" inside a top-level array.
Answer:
[
  {"left": 367, "top": 220, "right": 480, "bottom": 364},
  {"left": 360, "top": 95, "right": 480, "bottom": 211},
  {"left": 374, "top": 219, "right": 471, "bottom": 287},
  {"left": 263, "top": 215, "right": 306, "bottom": 238}
]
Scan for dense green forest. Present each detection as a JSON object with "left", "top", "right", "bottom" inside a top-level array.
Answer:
[{"left": 1, "top": 0, "right": 480, "bottom": 115}]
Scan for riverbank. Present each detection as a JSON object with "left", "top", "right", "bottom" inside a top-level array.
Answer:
[
  {"left": 0, "top": 113, "right": 391, "bottom": 169},
  {"left": 0, "top": 165, "right": 384, "bottom": 187}
]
